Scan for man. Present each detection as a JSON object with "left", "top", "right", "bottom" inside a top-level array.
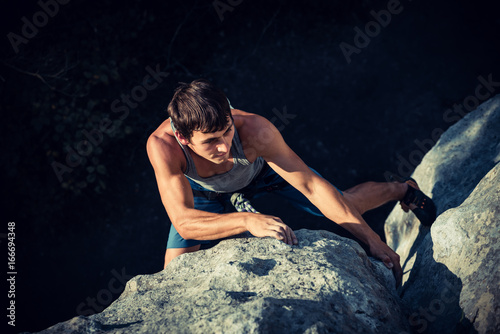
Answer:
[{"left": 147, "top": 79, "right": 436, "bottom": 286}]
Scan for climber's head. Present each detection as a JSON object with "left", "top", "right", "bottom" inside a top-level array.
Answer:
[
  {"left": 168, "top": 79, "right": 234, "bottom": 164},
  {"left": 167, "top": 79, "right": 232, "bottom": 142}
]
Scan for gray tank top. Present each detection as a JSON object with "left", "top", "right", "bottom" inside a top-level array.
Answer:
[{"left": 170, "top": 118, "right": 265, "bottom": 193}]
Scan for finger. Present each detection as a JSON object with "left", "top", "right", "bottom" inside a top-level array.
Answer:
[
  {"left": 391, "top": 255, "right": 403, "bottom": 288},
  {"left": 283, "top": 225, "right": 293, "bottom": 245},
  {"left": 271, "top": 216, "right": 284, "bottom": 224},
  {"left": 280, "top": 226, "right": 291, "bottom": 245},
  {"left": 269, "top": 225, "right": 289, "bottom": 244},
  {"left": 382, "top": 255, "right": 401, "bottom": 288},
  {"left": 271, "top": 223, "right": 290, "bottom": 245},
  {"left": 290, "top": 228, "right": 298, "bottom": 245},
  {"left": 285, "top": 227, "right": 297, "bottom": 245},
  {"left": 382, "top": 255, "right": 393, "bottom": 269},
  {"left": 273, "top": 231, "right": 285, "bottom": 242}
]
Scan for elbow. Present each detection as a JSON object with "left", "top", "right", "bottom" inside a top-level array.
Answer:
[
  {"left": 176, "top": 227, "right": 189, "bottom": 240},
  {"left": 171, "top": 217, "right": 191, "bottom": 240},
  {"left": 170, "top": 208, "right": 201, "bottom": 240}
]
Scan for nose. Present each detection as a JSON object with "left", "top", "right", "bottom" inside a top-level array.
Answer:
[{"left": 217, "top": 138, "right": 229, "bottom": 153}]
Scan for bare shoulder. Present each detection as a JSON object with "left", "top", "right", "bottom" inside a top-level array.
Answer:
[
  {"left": 232, "top": 109, "right": 274, "bottom": 138},
  {"left": 232, "top": 109, "right": 282, "bottom": 161},
  {"left": 146, "top": 119, "right": 185, "bottom": 172}
]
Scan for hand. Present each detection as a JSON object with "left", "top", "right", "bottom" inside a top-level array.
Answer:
[
  {"left": 246, "top": 214, "right": 298, "bottom": 246},
  {"left": 369, "top": 240, "right": 402, "bottom": 288}
]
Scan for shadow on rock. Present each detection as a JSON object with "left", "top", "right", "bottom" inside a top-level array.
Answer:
[
  {"left": 256, "top": 294, "right": 400, "bottom": 334},
  {"left": 400, "top": 224, "right": 430, "bottom": 277},
  {"left": 400, "top": 235, "right": 477, "bottom": 334},
  {"left": 238, "top": 258, "right": 277, "bottom": 277}
]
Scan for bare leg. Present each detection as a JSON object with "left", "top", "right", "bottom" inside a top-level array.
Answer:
[
  {"left": 343, "top": 181, "right": 409, "bottom": 215},
  {"left": 164, "top": 245, "right": 201, "bottom": 269}
]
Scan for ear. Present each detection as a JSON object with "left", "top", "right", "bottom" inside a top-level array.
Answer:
[{"left": 175, "top": 131, "right": 190, "bottom": 145}]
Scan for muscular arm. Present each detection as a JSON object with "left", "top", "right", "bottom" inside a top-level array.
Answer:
[
  {"left": 252, "top": 116, "right": 402, "bottom": 283},
  {"left": 146, "top": 135, "right": 296, "bottom": 245}
]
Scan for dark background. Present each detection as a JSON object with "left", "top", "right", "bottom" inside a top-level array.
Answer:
[{"left": 1, "top": 0, "right": 499, "bottom": 332}]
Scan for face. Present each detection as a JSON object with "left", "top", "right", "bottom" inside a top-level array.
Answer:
[{"left": 177, "top": 120, "right": 234, "bottom": 164}]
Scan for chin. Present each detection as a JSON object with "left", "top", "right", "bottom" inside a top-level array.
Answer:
[{"left": 213, "top": 154, "right": 228, "bottom": 163}]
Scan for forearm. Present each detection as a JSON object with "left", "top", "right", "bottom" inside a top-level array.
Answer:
[
  {"left": 334, "top": 213, "right": 382, "bottom": 248},
  {"left": 330, "top": 207, "right": 381, "bottom": 247},
  {"left": 174, "top": 209, "right": 251, "bottom": 241},
  {"left": 309, "top": 183, "right": 381, "bottom": 247}
]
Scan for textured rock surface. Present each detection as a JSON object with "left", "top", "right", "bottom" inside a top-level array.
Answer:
[
  {"left": 401, "top": 162, "right": 500, "bottom": 334},
  {"left": 34, "top": 230, "right": 409, "bottom": 334},
  {"left": 385, "top": 95, "right": 500, "bottom": 283}
]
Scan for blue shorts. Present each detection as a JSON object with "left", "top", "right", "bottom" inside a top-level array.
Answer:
[{"left": 166, "top": 165, "right": 342, "bottom": 249}]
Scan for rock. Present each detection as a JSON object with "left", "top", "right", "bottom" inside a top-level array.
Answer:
[
  {"left": 33, "top": 230, "right": 409, "bottom": 334},
  {"left": 401, "top": 162, "right": 500, "bottom": 334},
  {"left": 385, "top": 94, "right": 500, "bottom": 283},
  {"left": 383, "top": 94, "right": 500, "bottom": 333}
]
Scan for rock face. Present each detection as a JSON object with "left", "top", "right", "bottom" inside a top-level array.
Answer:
[
  {"left": 35, "top": 230, "right": 409, "bottom": 334},
  {"left": 400, "top": 162, "right": 500, "bottom": 334},
  {"left": 384, "top": 94, "right": 500, "bottom": 333},
  {"left": 385, "top": 95, "right": 500, "bottom": 284}
]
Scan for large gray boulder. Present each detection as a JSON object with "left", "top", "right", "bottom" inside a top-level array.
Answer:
[
  {"left": 34, "top": 230, "right": 409, "bottom": 334},
  {"left": 401, "top": 162, "right": 500, "bottom": 334},
  {"left": 385, "top": 95, "right": 500, "bottom": 284},
  {"left": 383, "top": 94, "right": 500, "bottom": 333}
]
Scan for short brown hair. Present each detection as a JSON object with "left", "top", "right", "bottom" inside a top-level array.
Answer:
[{"left": 167, "top": 79, "right": 231, "bottom": 140}]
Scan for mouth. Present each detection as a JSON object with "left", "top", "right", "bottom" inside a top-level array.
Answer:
[{"left": 214, "top": 152, "right": 227, "bottom": 158}]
